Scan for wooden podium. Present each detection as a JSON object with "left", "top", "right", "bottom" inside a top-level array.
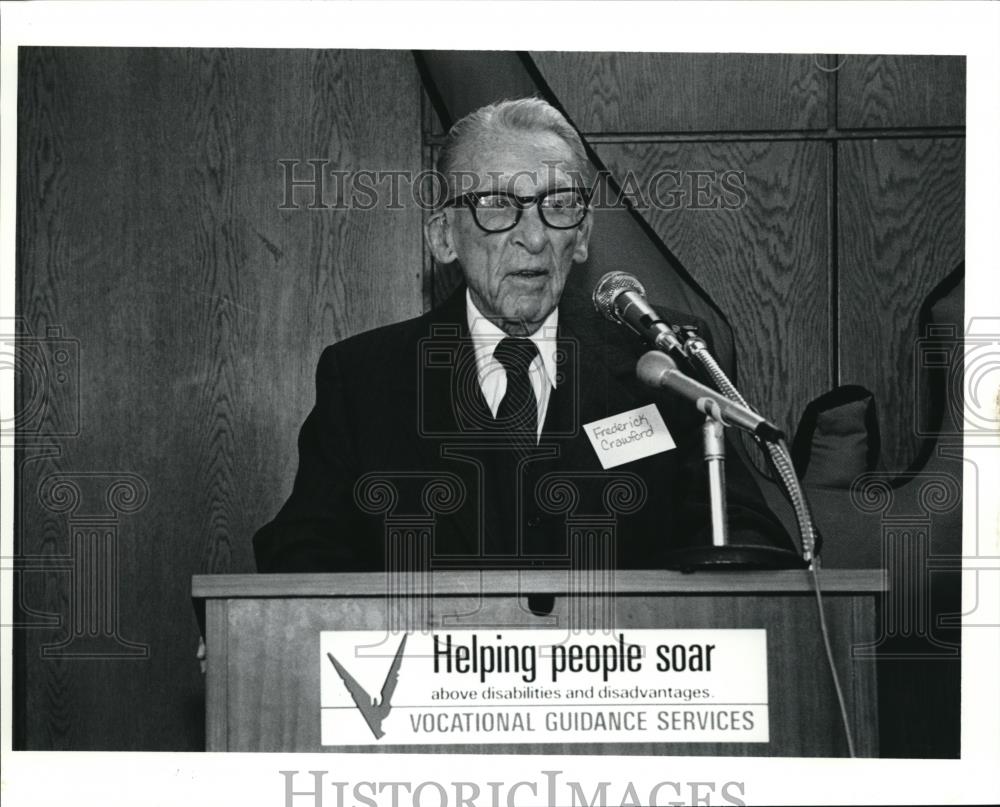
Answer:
[{"left": 192, "top": 569, "right": 884, "bottom": 756}]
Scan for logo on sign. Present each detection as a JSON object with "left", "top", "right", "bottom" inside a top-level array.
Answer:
[{"left": 326, "top": 634, "right": 408, "bottom": 739}]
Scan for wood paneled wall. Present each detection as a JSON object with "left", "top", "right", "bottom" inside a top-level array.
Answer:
[
  {"left": 593, "top": 139, "right": 830, "bottom": 441},
  {"left": 838, "top": 137, "right": 965, "bottom": 466},
  {"left": 531, "top": 52, "right": 965, "bottom": 471},
  {"left": 14, "top": 48, "right": 422, "bottom": 750}
]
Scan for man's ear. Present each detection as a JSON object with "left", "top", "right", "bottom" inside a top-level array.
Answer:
[
  {"left": 572, "top": 211, "right": 593, "bottom": 264},
  {"left": 425, "top": 210, "right": 457, "bottom": 264}
]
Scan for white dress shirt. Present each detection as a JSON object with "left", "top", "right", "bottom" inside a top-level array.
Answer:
[{"left": 466, "top": 290, "right": 559, "bottom": 441}]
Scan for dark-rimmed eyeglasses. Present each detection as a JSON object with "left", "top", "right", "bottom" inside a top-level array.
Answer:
[{"left": 441, "top": 187, "right": 590, "bottom": 233}]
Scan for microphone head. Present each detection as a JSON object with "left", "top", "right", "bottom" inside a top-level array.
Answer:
[
  {"left": 636, "top": 350, "right": 677, "bottom": 387},
  {"left": 592, "top": 271, "right": 646, "bottom": 323}
]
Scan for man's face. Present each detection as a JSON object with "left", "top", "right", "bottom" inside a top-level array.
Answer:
[{"left": 426, "top": 130, "right": 592, "bottom": 334}]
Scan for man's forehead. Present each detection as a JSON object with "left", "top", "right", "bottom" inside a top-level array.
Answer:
[{"left": 448, "top": 130, "right": 579, "bottom": 192}]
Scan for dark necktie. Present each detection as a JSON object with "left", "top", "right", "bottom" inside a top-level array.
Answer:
[
  {"left": 485, "top": 336, "right": 539, "bottom": 555},
  {"left": 493, "top": 336, "right": 539, "bottom": 441}
]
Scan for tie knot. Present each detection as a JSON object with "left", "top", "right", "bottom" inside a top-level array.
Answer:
[{"left": 493, "top": 337, "right": 538, "bottom": 377}]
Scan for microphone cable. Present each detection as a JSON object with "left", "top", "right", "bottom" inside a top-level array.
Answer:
[
  {"left": 810, "top": 560, "right": 858, "bottom": 757},
  {"left": 682, "top": 332, "right": 857, "bottom": 757},
  {"left": 595, "top": 271, "right": 861, "bottom": 755}
]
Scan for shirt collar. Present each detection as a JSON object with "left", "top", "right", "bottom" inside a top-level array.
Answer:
[{"left": 465, "top": 289, "right": 559, "bottom": 389}]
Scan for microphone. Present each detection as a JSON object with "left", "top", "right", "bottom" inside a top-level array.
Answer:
[
  {"left": 592, "top": 271, "right": 686, "bottom": 355},
  {"left": 637, "top": 351, "right": 784, "bottom": 442}
]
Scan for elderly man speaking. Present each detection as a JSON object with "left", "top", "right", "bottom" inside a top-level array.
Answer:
[{"left": 254, "top": 98, "right": 793, "bottom": 573}]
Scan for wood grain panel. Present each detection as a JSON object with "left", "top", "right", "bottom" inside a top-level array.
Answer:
[
  {"left": 531, "top": 52, "right": 829, "bottom": 133},
  {"left": 595, "top": 141, "right": 830, "bottom": 442},
  {"left": 15, "top": 47, "right": 423, "bottom": 750},
  {"left": 837, "top": 55, "right": 966, "bottom": 129},
  {"left": 15, "top": 47, "right": 83, "bottom": 752},
  {"left": 205, "top": 600, "right": 230, "bottom": 750},
  {"left": 838, "top": 138, "right": 964, "bottom": 472},
  {"left": 851, "top": 598, "right": 879, "bottom": 755}
]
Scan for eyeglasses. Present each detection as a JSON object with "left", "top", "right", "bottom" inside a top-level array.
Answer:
[{"left": 442, "top": 187, "right": 590, "bottom": 233}]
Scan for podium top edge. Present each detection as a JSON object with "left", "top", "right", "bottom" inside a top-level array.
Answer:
[{"left": 191, "top": 569, "right": 887, "bottom": 599}]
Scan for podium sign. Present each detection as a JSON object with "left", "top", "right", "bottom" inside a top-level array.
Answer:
[
  {"left": 192, "top": 569, "right": 884, "bottom": 756},
  {"left": 320, "top": 629, "right": 768, "bottom": 746}
]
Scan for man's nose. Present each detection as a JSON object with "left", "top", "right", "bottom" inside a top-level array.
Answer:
[{"left": 512, "top": 202, "right": 548, "bottom": 252}]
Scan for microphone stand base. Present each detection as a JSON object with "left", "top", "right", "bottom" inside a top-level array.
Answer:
[{"left": 664, "top": 544, "right": 806, "bottom": 572}]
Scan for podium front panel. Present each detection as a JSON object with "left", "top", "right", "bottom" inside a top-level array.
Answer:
[{"left": 193, "top": 570, "right": 882, "bottom": 756}]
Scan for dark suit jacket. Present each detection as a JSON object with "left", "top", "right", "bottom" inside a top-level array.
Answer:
[{"left": 253, "top": 285, "right": 795, "bottom": 572}]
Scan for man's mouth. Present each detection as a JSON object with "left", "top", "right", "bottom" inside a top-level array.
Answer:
[{"left": 508, "top": 269, "right": 548, "bottom": 279}]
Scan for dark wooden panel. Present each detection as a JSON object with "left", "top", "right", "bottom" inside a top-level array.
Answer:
[
  {"left": 837, "top": 55, "right": 966, "bottom": 129},
  {"left": 838, "top": 138, "right": 964, "bottom": 472},
  {"left": 15, "top": 47, "right": 423, "bottom": 750},
  {"left": 531, "top": 52, "right": 829, "bottom": 133},
  {"left": 595, "top": 141, "right": 830, "bottom": 441},
  {"left": 15, "top": 46, "right": 89, "bottom": 752}
]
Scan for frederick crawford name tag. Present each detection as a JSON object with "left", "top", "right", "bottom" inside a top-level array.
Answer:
[
  {"left": 320, "top": 629, "right": 768, "bottom": 746},
  {"left": 583, "top": 404, "right": 675, "bottom": 469}
]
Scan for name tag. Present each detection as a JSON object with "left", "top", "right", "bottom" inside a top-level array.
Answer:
[{"left": 583, "top": 404, "right": 675, "bottom": 469}]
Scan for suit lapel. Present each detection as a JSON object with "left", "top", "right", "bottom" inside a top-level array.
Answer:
[
  {"left": 410, "top": 287, "right": 497, "bottom": 557},
  {"left": 540, "top": 308, "right": 643, "bottom": 472}
]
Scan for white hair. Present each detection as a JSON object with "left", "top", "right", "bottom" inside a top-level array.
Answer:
[{"left": 437, "top": 97, "right": 594, "bottom": 194}]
